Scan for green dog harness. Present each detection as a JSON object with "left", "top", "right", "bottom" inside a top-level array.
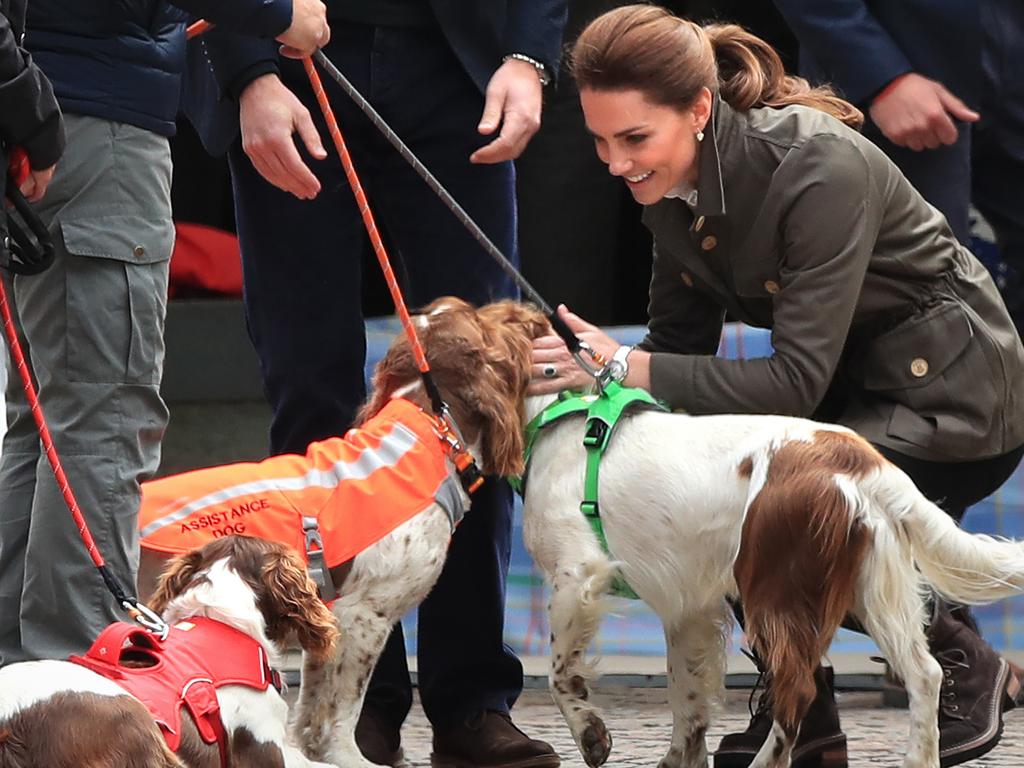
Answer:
[{"left": 516, "top": 381, "right": 668, "bottom": 599}]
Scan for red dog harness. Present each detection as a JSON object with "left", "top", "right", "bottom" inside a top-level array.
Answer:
[
  {"left": 69, "top": 618, "right": 279, "bottom": 766},
  {"left": 138, "top": 398, "right": 465, "bottom": 597}
]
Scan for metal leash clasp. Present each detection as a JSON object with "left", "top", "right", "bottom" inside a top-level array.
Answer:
[
  {"left": 124, "top": 599, "right": 170, "bottom": 640},
  {"left": 573, "top": 341, "right": 618, "bottom": 394}
]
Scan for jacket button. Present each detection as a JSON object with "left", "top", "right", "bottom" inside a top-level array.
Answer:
[
  {"left": 700, "top": 235, "right": 717, "bottom": 251},
  {"left": 764, "top": 280, "right": 780, "bottom": 294},
  {"left": 133, "top": 245, "right": 146, "bottom": 258},
  {"left": 910, "top": 358, "right": 929, "bottom": 377},
  {"left": 694, "top": 215, "right": 706, "bottom": 232},
  {"left": 680, "top": 272, "right": 693, "bottom": 287}
]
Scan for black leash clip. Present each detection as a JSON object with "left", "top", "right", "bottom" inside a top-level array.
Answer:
[{"left": 1, "top": 146, "right": 55, "bottom": 275}]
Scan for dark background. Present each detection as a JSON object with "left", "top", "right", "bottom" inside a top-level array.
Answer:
[{"left": 169, "top": 1, "right": 798, "bottom": 324}]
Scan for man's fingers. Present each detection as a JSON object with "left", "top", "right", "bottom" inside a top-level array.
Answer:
[
  {"left": 471, "top": 113, "right": 530, "bottom": 164},
  {"left": 936, "top": 87, "right": 980, "bottom": 124},
  {"left": 929, "top": 110, "right": 959, "bottom": 146},
  {"left": 478, "top": 88, "right": 505, "bottom": 135},
  {"left": 296, "top": 110, "right": 327, "bottom": 160},
  {"left": 274, "top": 143, "right": 321, "bottom": 198},
  {"left": 470, "top": 135, "right": 513, "bottom": 164}
]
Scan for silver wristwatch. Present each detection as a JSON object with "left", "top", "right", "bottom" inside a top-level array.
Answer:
[{"left": 607, "top": 344, "right": 633, "bottom": 383}]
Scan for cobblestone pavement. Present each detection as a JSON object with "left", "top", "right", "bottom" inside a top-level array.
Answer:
[{"left": 394, "top": 687, "right": 1024, "bottom": 767}]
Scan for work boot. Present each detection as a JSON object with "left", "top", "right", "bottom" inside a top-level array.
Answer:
[
  {"left": 877, "top": 604, "right": 1022, "bottom": 712},
  {"left": 431, "top": 710, "right": 561, "bottom": 768},
  {"left": 714, "top": 664, "right": 847, "bottom": 767},
  {"left": 356, "top": 705, "right": 409, "bottom": 768},
  {"left": 928, "top": 605, "right": 1022, "bottom": 767}
]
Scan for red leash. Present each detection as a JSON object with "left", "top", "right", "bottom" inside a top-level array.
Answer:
[{"left": 1, "top": 155, "right": 167, "bottom": 637}]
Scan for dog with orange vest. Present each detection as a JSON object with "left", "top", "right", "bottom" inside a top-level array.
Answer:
[{"left": 135, "top": 297, "right": 547, "bottom": 767}]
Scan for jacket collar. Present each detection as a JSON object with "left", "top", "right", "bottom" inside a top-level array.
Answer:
[{"left": 692, "top": 92, "right": 727, "bottom": 217}]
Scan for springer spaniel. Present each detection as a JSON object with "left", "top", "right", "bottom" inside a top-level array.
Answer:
[
  {"left": 479, "top": 299, "right": 1024, "bottom": 768},
  {"left": 135, "top": 297, "right": 538, "bottom": 767},
  {"left": 0, "top": 536, "right": 339, "bottom": 768}
]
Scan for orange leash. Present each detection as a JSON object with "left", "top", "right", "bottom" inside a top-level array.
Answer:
[
  {"left": 301, "top": 58, "right": 483, "bottom": 491},
  {"left": 301, "top": 58, "right": 431, "bottom": 378}
]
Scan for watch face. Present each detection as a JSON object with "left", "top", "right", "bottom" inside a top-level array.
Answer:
[{"left": 607, "top": 360, "right": 626, "bottom": 382}]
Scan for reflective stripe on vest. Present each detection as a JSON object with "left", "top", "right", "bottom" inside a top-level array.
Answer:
[{"left": 138, "top": 398, "right": 463, "bottom": 568}]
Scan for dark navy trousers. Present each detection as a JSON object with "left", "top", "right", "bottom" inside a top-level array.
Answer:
[
  {"left": 863, "top": 0, "right": 1024, "bottom": 335},
  {"left": 228, "top": 23, "right": 523, "bottom": 729}
]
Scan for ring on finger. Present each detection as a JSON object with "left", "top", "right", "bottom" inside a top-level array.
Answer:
[{"left": 542, "top": 364, "right": 558, "bottom": 379}]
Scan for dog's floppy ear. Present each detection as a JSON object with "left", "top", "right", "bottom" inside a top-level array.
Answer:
[
  {"left": 259, "top": 546, "right": 339, "bottom": 663},
  {"left": 472, "top": 307, "right": 538, "bottom": 477},
  {"left": 358, "top": 337, "right": 416, "bottom": 424},
  {"left": 148, "top": 549, "right": 207, "bottom": 615}
]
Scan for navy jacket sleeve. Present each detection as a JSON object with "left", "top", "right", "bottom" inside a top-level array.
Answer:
[
  {"left": 199, "top": 25, "right": 279, "bottom": 100},
  {"left": 0, "top": 11, "right": 63, "bottom": 168},
  {"left": 772, "top": 0, "right": 912, "bottom": 105},
  {"left": 171, "top": 0, "right": 291, "bottom": 39},
  {"left": 504, "top": 0, "right": 567, "bottom": 78},
  {"left": 181, "top": 25, "right": 280, "bottom": 156}
]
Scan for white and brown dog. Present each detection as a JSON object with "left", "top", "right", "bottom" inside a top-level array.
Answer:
[
  {"left": 134, "top": 297, "right": 538, "bottom": 767},
  {"left": 0, "top": 535, "right": 339, "bottom": 768},
  {"left": 481, "top": 299, "right": 1024, "bottom": 768}
]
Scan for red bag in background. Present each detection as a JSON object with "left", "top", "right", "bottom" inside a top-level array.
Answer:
[{"left": 169, "top": 222, "right": 243, "bottom": 299}]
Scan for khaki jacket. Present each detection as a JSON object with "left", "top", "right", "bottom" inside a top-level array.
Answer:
[{"left": 640, "top": 97, "right": 1024, "bottom": 461}]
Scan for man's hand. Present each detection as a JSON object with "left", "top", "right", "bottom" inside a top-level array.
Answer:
[
  {"left": 239, "top": 74, "right": 327, "bottom": 199},
  {"left": 19, "top": 165, "right": 55, "bottom": 203},
  {"left": 470, "top": 58, "right": 543, "bottom": 164},
  {"left": 869, "top": 73, "right": 979, "bottom": 151},
  {"left": 277, "top": 0, "right": 330, "bottom": 58}
]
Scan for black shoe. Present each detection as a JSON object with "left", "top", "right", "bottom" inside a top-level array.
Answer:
[
  {"left": 714, "top": 665, "right": 847, "bottom": 767},
  {"left": 356, "top": 705, "right": 409, "bottom": 768},
  {"left": 928, "top": 606, "right": 1021, "bottom": 767},
  {"left": 431, "top": 710, "right": 560, "bottom": 768}
]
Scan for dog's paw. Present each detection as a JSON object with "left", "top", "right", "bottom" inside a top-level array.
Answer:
[
  {"left": 579, "top": 712, "right": 612, "bottom": 768},
  {"left": 656, "top": 746, "right": 683, "bottom": 768}
]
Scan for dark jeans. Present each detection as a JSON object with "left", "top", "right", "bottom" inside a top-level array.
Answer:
[{"left": 228, "top": 23, "right": 522, "bottom": 729}]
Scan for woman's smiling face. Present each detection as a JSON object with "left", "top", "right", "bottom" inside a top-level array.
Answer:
[{"left": 580, "top": 87, "right": 710, "bottom": 205}]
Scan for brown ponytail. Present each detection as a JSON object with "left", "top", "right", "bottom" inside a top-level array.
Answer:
[
  {"left": 706, "top": 23, "right": 862, "bottom": 128},
  {"left": 571, "top": 5, "right": 863, "bottom": 130}
]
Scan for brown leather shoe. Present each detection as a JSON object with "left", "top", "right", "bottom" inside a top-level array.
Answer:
[
  {"left": 714, "top": 665, "right": 847, "bottom": 767},
  {"left": 928, "top": 606, "right": 1020, "bottom": 767},
  {"left": 431, "top": 710, "right": 561, "bottom": 768},
  {"left": 356, "top": 706, "right": 409, "bottom": 768}
]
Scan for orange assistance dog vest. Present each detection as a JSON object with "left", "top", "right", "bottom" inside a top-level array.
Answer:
[
  {"left": 139, "top": 398, "right": 464, "bottom": 588},
  {"left": 69, "top": 618, "right": 278, "bottom": 767}
]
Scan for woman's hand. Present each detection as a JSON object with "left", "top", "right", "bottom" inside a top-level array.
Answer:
[{"left": 529, "top": 306, "right": 621, "bottom": 394}]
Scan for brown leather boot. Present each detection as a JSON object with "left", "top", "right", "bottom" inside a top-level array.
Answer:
[
  {"left": 356, "top": 705, "right": 409, "bottom": 768},
  {"left": 431, "top": 710, "right": 561, "bottom": 768},
  {"left": 928, "top": 605, "right": 1022, "bottom": 767},
  {"left": 714, "top": 665, "right": 847, "bottom": 767}
]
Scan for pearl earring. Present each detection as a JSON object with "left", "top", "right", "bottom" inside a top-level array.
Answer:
[{"left": 696, "top": 129, "right": 705, "bottom": 142}]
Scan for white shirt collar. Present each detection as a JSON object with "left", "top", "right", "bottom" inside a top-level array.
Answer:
[{"left": 664, "top": 181, "right": 698, "bottom": 207}]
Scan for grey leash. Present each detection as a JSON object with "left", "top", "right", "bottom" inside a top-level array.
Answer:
[{"left": 311, "top": 49, "right": 601, "bottom": 364}]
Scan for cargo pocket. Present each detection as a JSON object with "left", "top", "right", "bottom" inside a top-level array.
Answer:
[
  {"left": 859, "top": 302, "right": 997, "bottom": 451},
  {"left": 61, "top": 217, "right": 173, "bottom": 385}
]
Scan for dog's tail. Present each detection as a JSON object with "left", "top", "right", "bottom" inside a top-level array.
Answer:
[{"left": 868, "top": 463, "right": 1024, "bottom": 604}]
